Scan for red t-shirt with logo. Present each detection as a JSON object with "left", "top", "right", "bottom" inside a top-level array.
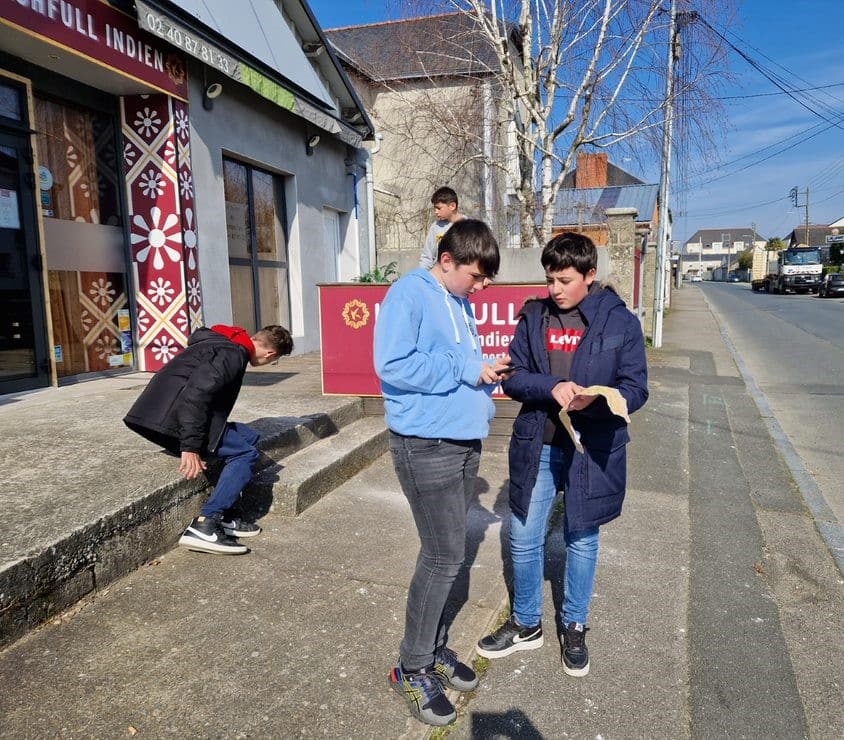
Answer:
[{"left": 543, "top": 305, "right": 586, "bottom": 445}]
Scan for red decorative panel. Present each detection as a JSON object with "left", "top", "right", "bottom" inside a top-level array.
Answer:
[
  {"left": 121, "top": 94, "right": 201, "bottom": 370},
  {"left": 79, "top": 271, "right": 129, "bottom": 372},
  {"left": 173, "top": 99, "right": 203, "bottom": 331}
]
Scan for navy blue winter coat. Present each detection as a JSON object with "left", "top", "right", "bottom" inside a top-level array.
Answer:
[{"left": 502, "top": 288, "right": 648, "bottom": 529}]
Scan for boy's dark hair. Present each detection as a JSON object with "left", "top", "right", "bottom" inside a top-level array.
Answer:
[
  {"left": 437, "top": 219, "right": 500, "bottom": 277},
  {"left": 541, "top": 232, "right": 598, "bottom": 276},
  {"left": 430, "top": 186, "right": 458, "bottom": 206},
  {"left": 255, "top": 325, "right": 294, "bottom": 356}
]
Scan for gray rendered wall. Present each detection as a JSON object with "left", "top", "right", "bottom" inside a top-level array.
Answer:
[{"left": 187, "top": 63, "right": 362, "bottom": 353}]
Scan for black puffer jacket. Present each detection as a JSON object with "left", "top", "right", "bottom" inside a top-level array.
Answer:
[{"left": 123, "top": 328, "right": 250, "bottom": 454}]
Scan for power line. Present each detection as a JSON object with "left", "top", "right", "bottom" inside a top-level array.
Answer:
[
  {"left": 696, "top": 16, "right": 844, "bottom": 131},
  {"left": 715, "top": 82, "right": 844, "bottom": 101}
]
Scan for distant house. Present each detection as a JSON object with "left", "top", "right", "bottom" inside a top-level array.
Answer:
[
  {"left": 786, "top": 224, "right": 837, "bottom": 248},
  {"left": 784, "top": 224, "right": 840, "bottom": 262},
  {"left": 560, "top": 156, "right": 648, "bottom": 189},
  {"left": 326, "top": 13, "right": 521, "bottom": 263},
  {"left": 551, "top": 153, "right": 660, "bottom": 244},
  {"left": 681, "top": 228, "right": 765, "bottom": 279},
  {"left": 550, "top": 152, "right": 661, "bottom": 317}
]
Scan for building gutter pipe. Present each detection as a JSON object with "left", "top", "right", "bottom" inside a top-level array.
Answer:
[{"left": 365, "top": 133, "right": 382, "bottom": 272}]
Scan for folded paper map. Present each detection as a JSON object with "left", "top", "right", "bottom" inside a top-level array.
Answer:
[{"left": 558, "top": 386, "right": 630, "bottom": 453}]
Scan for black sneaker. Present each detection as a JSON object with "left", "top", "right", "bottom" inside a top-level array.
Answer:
[
  {"left": 220, "top": 517, "right": 261, "bottom": 538},
  {"left": 178, "top": 517, "right": 248, "bottom": 555},
  {"left": 476, "top": 617, "right": 543, "bottom": 658},
  {"left": 435, "top": 646, "right": 479, "bottom": 691},
  {"left": 388, "top": 663, "right": 456, "bottom": 726},
  {"left": 561, "top": 621, "right": 590, "bottom": 676}
]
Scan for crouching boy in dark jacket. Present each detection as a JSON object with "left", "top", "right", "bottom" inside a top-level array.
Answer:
[
  {"left": 124, "top": 324, "right": 293, "bottom": 555},
  {"left": 477, "top": 232, "right": 648, "bottom": 676}
]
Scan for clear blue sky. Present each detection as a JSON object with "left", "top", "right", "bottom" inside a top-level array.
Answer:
[{"left": 309, "top": 0, "right": 844, "bottom": 244}]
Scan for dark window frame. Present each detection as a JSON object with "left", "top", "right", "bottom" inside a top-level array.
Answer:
[{"left": 223, "top": 157, "right": 290, "bottom": 331}]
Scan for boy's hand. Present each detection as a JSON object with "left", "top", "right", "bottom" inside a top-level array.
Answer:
[
  {"left": 552, "top": 381, "right": 583, "bottom": 410},
  {"left": 479, "top": 355, "right": 513, "bottom": 385},
  {"left": 567, "top": 393, "right": 598, "bottom": 412},
  {"left": 179, "top": 451, "right": 207, "bottom": 480}
]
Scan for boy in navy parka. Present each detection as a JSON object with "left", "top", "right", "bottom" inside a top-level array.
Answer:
[
  {"left": 476, "top": 232, "right": 648, "bottom": 677},
  {"left": 375, "top": 219, "right": 512, "bottom": 727}
]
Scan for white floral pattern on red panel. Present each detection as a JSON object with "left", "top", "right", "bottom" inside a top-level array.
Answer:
[
  {"left": 173, "top": 99, "right": 203, "bottom": 331},
  {"left": 131, "top": 206, "right": 183, "bottom": 270},
  {"left": 121, "top": 95, "right": 194, "bottom": 371},
  {"left": 151, "top": 333, "right": 179, "bottom": 363}
]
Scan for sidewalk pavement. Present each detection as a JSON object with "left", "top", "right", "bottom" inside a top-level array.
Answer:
[{"left": 1, "top": 287, "right": 842, "bottom": 738}]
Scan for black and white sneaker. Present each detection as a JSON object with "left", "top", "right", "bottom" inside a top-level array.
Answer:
[
  {"left": 476, "top": 617, "right": 543, "bottom": 658},
  {"left": 561, "top": 622, "right": 590, "bottom": 676},
  {"left": 178, "top": 517, "right": 248, "bottom": 555},
  {"left": 220, "top": 517, "right": 261, "bottom": 538}
]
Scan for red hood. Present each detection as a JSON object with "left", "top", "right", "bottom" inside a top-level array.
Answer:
[{"left": 211, "top": 324, "right": 254, "bottom": 356}]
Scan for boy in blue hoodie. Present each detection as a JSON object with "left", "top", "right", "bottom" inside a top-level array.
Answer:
[
  {"left": 375, "top": 219, "right": 512, "bottom": 726},
  {"left": 476, "top": 232, "right": 648, "bottom": 678}
]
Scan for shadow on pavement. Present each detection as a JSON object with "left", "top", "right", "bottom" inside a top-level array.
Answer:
[{"left": 470, "top": 708, "right": 545, "bottom": 738}]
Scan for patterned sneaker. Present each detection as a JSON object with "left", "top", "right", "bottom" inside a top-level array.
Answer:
[
  {"left": 435, "top": 646, "right": 479, "bottom": 691},
  {"left": 220, "top": 517, "right": 262, "bottom": 538},
  {"left": 388, "top": 663, "right": 456, "bottom": 726},
  {"left": 561, "top": 622, "right": 590, "bottom": 677},
  {"left": 178, "top": 517, "right": 248, "bottom": 555},
  {"left": 476, "top": 617, "right": 543, "bottom": 658}
]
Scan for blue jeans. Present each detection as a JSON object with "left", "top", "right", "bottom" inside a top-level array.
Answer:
[
  {"left": 511, "top": 444, "right": 600, "bottom": 627},
  {"left": 201, "top": 422, "right": 260, "bottom": 519},
  {"left": 389, "top": 432, "right": 481, "bottom": 672}
]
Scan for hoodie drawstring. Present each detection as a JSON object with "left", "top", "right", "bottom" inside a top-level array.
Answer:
[
  {"left": 460, "top": 302, "right": 477, "bottom": 351},
  {"left": 438, "top": 283, "right": 477, "bottom": 351}
]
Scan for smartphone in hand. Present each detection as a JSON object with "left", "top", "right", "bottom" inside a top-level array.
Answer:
[{"left": 495, "top": 364, "right": 516, "bottom": 375}]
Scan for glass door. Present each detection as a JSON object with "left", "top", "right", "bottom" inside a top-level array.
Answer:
[
  {"left": 34, "top": 94, "right": 129, "bottom": 377},
  {"left": 0, "top": 126, "right": 50, "bottom": 393},
  {"left": 223, "top": 158, "right": 291, "bottom": 333}
]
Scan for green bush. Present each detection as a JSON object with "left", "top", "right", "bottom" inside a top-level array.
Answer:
[{"left": 355, "top": 262, "right": 399, "bottom": 283}]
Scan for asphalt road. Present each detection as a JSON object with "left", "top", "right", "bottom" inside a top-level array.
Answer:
[{"left": 697, "top": 281, "right": 844, "bottom": 525}]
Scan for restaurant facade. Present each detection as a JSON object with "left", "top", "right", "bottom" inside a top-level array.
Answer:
[{"left": 0, "top": 0, "right": 374, "bottom": 394}]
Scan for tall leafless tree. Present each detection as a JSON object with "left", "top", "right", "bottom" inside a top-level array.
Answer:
[{"left": 395, "top": 0, "right": 734, "bottom": 248}]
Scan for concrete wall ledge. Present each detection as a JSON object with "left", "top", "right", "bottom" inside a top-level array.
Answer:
[{"left": 0, "top": 400, "right": 367, "bottom": 650}]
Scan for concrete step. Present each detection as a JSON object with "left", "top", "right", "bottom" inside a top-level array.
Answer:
[
  {"left": 252, "top": 399, "right": 365, "bottom": 461},
  {"left": 247, "top": 416, "right": 389, "bottom": 517}
]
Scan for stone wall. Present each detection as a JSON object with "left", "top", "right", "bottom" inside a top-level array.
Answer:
[{"left": 605, "top": 208, "right": 638, "bottom": 311}]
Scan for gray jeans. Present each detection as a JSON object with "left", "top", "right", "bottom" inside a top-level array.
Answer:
[{"left": 389, "top": 431, "right": 482, "bottom": 672}]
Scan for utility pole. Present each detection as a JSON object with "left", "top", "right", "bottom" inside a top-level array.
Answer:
[
  {"left": 698, "top": 238, "right": 702, "bottom": 278},
  {"left": 722, "top": 231, "right": 731, "bottom": 280},
  {"left": 790, "top": 186, "right": 810, "bottom": 245},
  {"left": 652, "top": 0, "right": 678, "bottom": 348}
]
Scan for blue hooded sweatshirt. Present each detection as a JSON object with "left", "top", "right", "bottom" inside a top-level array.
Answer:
[{"left": 374, "top": 268, "right": 495, "bottom": 439}]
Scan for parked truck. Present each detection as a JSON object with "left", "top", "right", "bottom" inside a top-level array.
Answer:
[{"left": 750, "top": 245, "right": 823, "bottom": 294}]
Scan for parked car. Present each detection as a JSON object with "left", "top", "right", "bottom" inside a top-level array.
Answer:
[
  {"left": 727, "top": 273, "right": 740, "bottom": 282},
  {"left": 689, "top": 275, "right": 702, "bottom": 282},
  {"left": 818, "top": 273, "right": 844, "bottom": 298}
]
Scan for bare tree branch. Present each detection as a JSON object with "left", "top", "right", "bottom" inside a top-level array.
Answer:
[{"left": 362, "top": 0, "right": 734, "bottom": 249}]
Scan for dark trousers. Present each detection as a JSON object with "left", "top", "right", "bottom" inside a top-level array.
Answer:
[
  {"left": 389, "top": 431, "right": 482, "bottom": 672},
  {"left": 200, "top": 422, "right": 260, "bottom": 519}
]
